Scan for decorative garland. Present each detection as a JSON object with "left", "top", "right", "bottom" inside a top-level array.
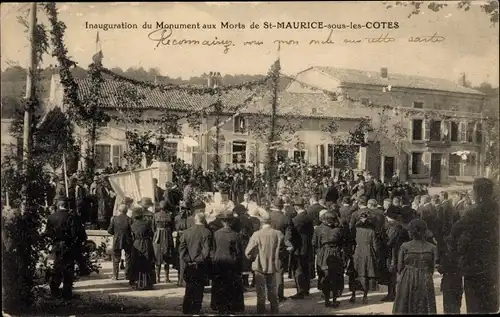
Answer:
[
  {"left": 44, "top": 3, "right": 83, "bottom": 122},
  {"left": 101, "top": 67, "right": 271, "bottom": 95}
]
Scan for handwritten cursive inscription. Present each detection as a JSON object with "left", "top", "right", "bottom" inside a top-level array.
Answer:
[
  {"left": 148, "top": 27, "right": 234, "bottom": 53},
  {"left": 365, "top": 33, "right": 395, "bottom": 43},
  {"left": 310, "top": 29, "right": 335, "bottom": 45},
  {"left": 408, "top": 32, "right": 446, "bottom": 43}
]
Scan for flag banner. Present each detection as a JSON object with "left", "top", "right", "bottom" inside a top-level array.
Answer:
[
  {"left": 134, "top": 168, "right": 155, "bottom": 203},
  {"left": 109, "top": 171, "right": 141, "bottom": 216}
]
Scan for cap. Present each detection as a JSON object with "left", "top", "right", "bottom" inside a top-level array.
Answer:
[
  {"left": 271, "top": 197, "right": 284, "bottom": 210},
  {"left": 319, "top": 209, "right": 329, "bottom": 219},
  {"left": 56, "top": 198, "right": 69, "bottom": 210},
  {"left": 293, "top": 197, "right": 305, "bottom": 207}
]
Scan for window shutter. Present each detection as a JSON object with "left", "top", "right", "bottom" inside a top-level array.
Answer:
[
  {"left": 112, "top": 144, "right": 123, "bottom": 167},
  {"left": 473, "top": 122, "right": 478, "bottom": 144},
  {"left": 459, "top": 121, "right": 467, "bottom": 142},
  {"left": 446, "top": 120, "right": 451, "bottom": 141},
  {"left": 408, "top": 120, "right": 413, "bottom": 141},
  {"left": 423, "top": 152, "right": 431, "bottom": 175},
  {"left": 408, "top": 153, "right": 413, "bottom": 175},
  {"left": 225, "top": 140, "right": 232, "bottom": 165},
  {"left": 423, "top": 119, "right": 430, "bottom": 141}
]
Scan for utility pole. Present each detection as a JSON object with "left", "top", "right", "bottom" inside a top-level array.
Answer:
[{"left": 23, "top": 3, "right": 37, "bottom": 166}]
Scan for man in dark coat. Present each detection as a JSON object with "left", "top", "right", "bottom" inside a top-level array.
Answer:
[
  {"left": 269, "top": 197, "right": 292, "bottom": 301},
  {"left": 153, "top": 178, "right": 164, "bottom": 205},
  {"left": 307, "top": 193, "right": 323, "bottom": 227},
  {"left": 417, "top": 195, "right": 438, "bottom": 243},
  {"left": 364, "top": 174, "right": 376, "bottom": 201},
  {"left": 380, "top": 206, "right": 409, "bottom": 302},
  {"left": 210, "top": 211, "right": 245, "bottom": 314},
  {"left": 175, "top": 206, "right": 192, "bottom": 286},
  {"left": 325, "top": 180, "right": 339, "bottom": 206},
  {"left": 289, "top": 197, "right": 315, "bottom": 299},
  {"left": 45, "top": 198, "right": 87, "bottom": 299},
  {"left": 108, "top": 204, "right": 133, "bottom": 280},
  {"left": 437, "top": 195, "right": 463, "bottom": 316},
  {"left": 179, "top": 212, "right": 213, "bottom": 315},
  {"left": 447, "top": 179, "right": 499, "bottom": 314}
]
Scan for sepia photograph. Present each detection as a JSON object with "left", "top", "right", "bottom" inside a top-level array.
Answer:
[{"left": 1, "top": 1, "right": 499, "bottom": 316}]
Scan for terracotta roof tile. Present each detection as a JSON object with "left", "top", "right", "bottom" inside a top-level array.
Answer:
[
  {"left": 75, "top": 78, "right": 366, "bottom": 120},
  {"left": 313, "top": 66, "right": 484, "bottom": 95}
]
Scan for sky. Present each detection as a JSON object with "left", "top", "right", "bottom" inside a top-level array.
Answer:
[{"left": 1, "top": 1, "right": 499, "bottom": 86}]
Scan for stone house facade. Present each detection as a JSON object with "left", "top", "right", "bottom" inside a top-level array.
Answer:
[{"left": 286, "top": 66, "right": 488, "bottom": 184}]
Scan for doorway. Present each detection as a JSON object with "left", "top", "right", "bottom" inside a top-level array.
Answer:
[
  {"left": 383, "top": 156, "right": 395, "bottom": 183},
  {"left": 430, "top": 153, "right": 442, "bottom": 185}
]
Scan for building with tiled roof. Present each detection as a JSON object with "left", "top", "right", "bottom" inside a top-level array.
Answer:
[
  {"left": 286, "top": 66, "right": 489, "bottom": 184},
  {"left": 43, "top": 64, "right": 490, "bottom": 184},
  {"left": 47, "top": 73, "right": 369, "bottom": 174}
]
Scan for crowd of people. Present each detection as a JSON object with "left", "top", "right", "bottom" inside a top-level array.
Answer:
[{"left": 40, "top": 159, "right": 498, "bottom": 315}]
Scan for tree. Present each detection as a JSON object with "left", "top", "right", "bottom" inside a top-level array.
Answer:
[{"left": 384, "top": 1, "right": 499, "bottom": 24}]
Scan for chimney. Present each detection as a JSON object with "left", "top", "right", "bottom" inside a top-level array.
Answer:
[
  {"left": 381, "top": 67, "right": 388, "bottom": 79},
  {"left": 461, "top": 73, "right": 467, "bottom": 86},
  {"left": 207, "top": 71, "right": 214, "bottom": 88}
]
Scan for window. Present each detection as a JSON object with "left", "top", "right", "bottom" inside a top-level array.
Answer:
[
  {"left": 232, "top": 141, "right": 247, "bottom": 164},
  {"left": 276, "top": 150, "right": 288, "bottom": 162},
  {"left": 293, "top": 150, "right": 306, "bottom": 163},
  {"left": 450, "top": 121, "right": 459, "bottom": 142},
  {"left": 449, "top": 153, "right": 461, "bottom": 176},
  {"left": 463, "top": 153, "right": 477, "bottom": 177},
  {"left": 361, "top": 98, "right": 370, "bottom": 106},
  {"left": 467, "top": 122, "right": 474, "bottom": 143},
  {"left": 317, "top": 144, "right": 325, "bottom": 166},
  {"left": 95, "top": 144, "right": 111, "bottom": 169},
  {"left": 311, "top": 108, "right": 317, "bottom": 115},
  {"left": 112, "top": 145, "right": 123, "bottom": 168},
  {"left": 334, "top": 145, "right": 359, "bottom": 169},
  {"left": 412, "top": 119, "right": 423, "bottom": 140},
  {"left": 430, "top": 120, "right": 441, "bottom": 141},
  {"left": 413, "top": 101, "right": 423, "bottom": 109},
  {"left": 411, "top": 152, "right": 424, "bottom": 175},
  {"left": 460, "top": 121, "right": 467, "bottom": 142},
  {"left": 165, "top": 142, "right": 178, "bottom": 163},
  {"left": 475, "top": 123, "right": 482, "bottom": 144},
  {"left": 234, "top": 115, "right": 247, "bottom": 134},
  {"left": 327, "top": 144, "right": 334, "bottom": 166}
]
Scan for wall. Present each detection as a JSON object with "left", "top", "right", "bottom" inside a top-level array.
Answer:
[{"left": 286, "top": 68, "right": 487, "bottom": 184}]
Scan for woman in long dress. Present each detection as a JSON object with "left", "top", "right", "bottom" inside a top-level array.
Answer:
[
  {"left": 129, "top": 206, "right": 155, "bottom": 290},
  {"left": 210, "top": 211, "right": 245, "bottom": 314},
  {"left": 312, "top": 212, "right": 345, "bottom": 307},
  {"left": 393, "top": 219, "right": 437, "bottom": 314},
  {"left": 153, "top": 201, "right": 175, "bottom": 283},
  {"left": 351, "top": 210, "right": 379, "bottom": 304}
]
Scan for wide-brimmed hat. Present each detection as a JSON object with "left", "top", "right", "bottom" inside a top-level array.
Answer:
[
  {"left": 216, "top": 182, "right": 230, "bottom": 193},
  {"left": 255, "top": 207, "right": 271, "bottom": 223},
  {"left": 138, "top": 197, "right": 154, "bottom": 208},
  {"left": 131, "top": 206, "right": 144, "bottom": 218},
  {"left": 123, "top": 197, "right": 134, "bottom": 205},
  {"left": 216, "top": 209, "right": 236, "bottom": 220}
]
